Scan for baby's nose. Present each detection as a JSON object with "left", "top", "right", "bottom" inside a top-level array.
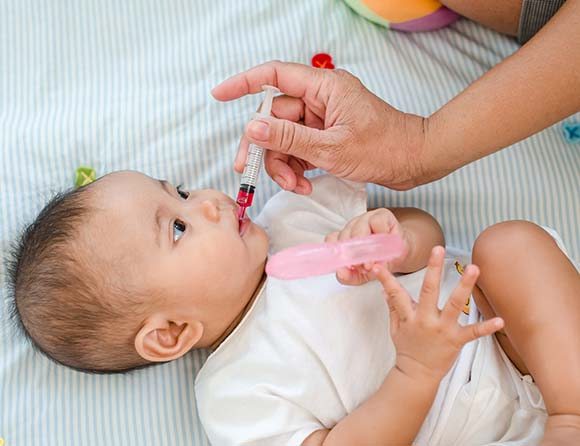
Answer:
[{"left": 199, "top": 199, "right": 221, "bottom": 223}]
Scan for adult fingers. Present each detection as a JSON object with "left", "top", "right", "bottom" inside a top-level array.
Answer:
[
  {"left": 263, "top": 151, "right": 298, "bottom": 190},
  {"left": 212, "top": 61, "right": 326, "bottom": 102},
  {"left": 234, "top": 138, "right": 250, "bottom": 173},
  {"left": 271, "top": 94, "right": 325, "bottom": 134},
  {"left": 234, "top": 96, "right": 274, "bottom": 173},
  {"left": 245, "top": 115, "right": 341, "bottom": 168},
  {"left": 287, "top": 157, "right": 313, "bottom": 194},
  {"left": 236, "top": 93, "right": 321, "bottom": 176},
  {"left": 271, "top": 95, "right": 305, "bottom": 122}
]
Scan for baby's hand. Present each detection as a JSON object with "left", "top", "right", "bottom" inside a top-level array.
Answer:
[
  {"left": 325, "top": 209, "right": 409, "bottom": 286},
  {"left": 374, "top": 246, "right": 504, "bottom": 381}
]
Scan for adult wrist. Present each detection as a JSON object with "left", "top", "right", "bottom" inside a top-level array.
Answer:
[
  {"left": 380, "top": 112, "right": 432, "bottom": 191},
  {"left": 422, "top": 110, "right": 477, "bottom": 185},
  {"left": 413, "top": 114, "right": 448, "bottom": 187}
]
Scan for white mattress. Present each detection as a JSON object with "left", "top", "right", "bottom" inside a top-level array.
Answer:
[{"left": 0, "top": 1, "right": 578, "bottom": 445}]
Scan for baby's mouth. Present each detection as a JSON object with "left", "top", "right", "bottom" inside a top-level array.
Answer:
[
  {"left": 239, "top": 217, "right": 251, "bottom": 237},
  {"left": 230, "top": 203, "right": 250, "bottom": 236},
  {"left": 237, "top": 205, "right": 247, "bottom": 221}
]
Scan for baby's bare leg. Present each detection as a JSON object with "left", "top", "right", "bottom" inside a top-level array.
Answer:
[
  {"left": 441, "top": 0, "right": 523, "bottom": 35},
  {"left": 472, "top": 221, "right": 580, "bottom": 444}
]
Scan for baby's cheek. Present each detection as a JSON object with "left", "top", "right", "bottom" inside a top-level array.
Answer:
[{"left": 218, "top": 236, "right": 246, "bottom": 262}]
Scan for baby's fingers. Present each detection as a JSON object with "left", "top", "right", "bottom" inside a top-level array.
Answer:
[
  {"left": 337, "top": 219, "right": 370, "bottom": 242},
  {"left": 340, "top": 262, "right": 388, "bottom": 284},
  {"left": 459, "top": 317, "right": 504, "bottom": 345},
  {"left": 367, "top": 209, "right": 398, "bottom": 235},
  {"left": 441, "top": 265, "right": 479, "bottom": 324},
  {"left": 336, "top": 265, "right": 371, "bottom": 286},
  {"left": 324, "top": 231, "right": 339, "bottom": 243},
  {"left": 373, "top": 265, "right": 414, "bottom": 321},
  {"left": 417, "top": 246, "right": 445, "bottom": 315}
]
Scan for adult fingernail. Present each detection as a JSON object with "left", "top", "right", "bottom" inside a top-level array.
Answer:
[
  {"left": 247, "top": 120, "right": 270, "bottom": 141},
  {"left": 274, "top": 175, "right": 287, "bottom": 189}
]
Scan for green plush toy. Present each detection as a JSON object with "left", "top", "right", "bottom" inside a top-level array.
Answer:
[{"left": 75, "top": 166, "right": 97, "bottom": 187}]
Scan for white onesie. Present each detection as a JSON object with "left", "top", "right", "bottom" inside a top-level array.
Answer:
[{"left": 195, "top": 175, "right": 547, "bottom": 446}]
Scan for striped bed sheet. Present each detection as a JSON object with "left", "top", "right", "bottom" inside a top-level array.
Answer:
[{"left": 0, "top": 0, "right": 578, "bottom": 445}]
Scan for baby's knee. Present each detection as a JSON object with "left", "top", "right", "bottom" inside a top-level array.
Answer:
[
  {"left": 544, "top": 413, "right": 580, "bottom": 443},
  {"left": 472, "top": 220, "right": 551, "bottom": 270}
]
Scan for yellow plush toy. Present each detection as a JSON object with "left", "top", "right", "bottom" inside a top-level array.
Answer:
[{"left": 344, "top": 0, "right": 459, "bottom": 31}]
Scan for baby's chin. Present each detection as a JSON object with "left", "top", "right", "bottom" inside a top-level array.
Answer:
[
  {"left": 243, "top": 220, "right": 270, "bottom": 259},
  {"left": 239, "top": 217, "right": 253, "bottom": 237}
]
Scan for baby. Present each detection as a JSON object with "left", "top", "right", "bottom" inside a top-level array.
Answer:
[{"left": 8, "top": 171, "right": 580, "bottom": 445}]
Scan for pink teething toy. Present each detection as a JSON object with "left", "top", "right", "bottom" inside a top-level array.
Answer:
[{"left": 266, "top": 233, "right": 405, "bottom": 280}]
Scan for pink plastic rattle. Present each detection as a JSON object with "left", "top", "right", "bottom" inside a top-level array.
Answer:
[{"left": 266, "top": 233, "right": 405, "bottom": 280}]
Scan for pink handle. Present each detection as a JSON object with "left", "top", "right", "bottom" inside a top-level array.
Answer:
[{"left": 266, "top": 233, "right": 405, "bottom": 280}]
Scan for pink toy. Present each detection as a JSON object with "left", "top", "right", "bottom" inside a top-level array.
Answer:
[{"left": 266, "top": 233, "right": 405, "bottom": 280}]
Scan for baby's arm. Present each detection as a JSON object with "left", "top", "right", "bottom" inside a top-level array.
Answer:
[
  {"left": 326, "top": 207, "right": 444, "bottom": 286},
  {"left": 307, "top": 360, "right": 440, "bottom": 446},
  {"left": 304, "top": 369, "right": 439, "bottom": 446},
  {"left": 303, "top": 249, "right": 503, "bottom": 446}
]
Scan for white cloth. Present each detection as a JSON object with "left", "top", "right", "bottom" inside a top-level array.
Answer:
[{"left": 195, "top": 175, "right": 547, "bottom": 446}]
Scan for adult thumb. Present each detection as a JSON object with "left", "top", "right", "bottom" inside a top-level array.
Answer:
[{"left": 245, "top": 116, "right": 330, "bottom": 162}]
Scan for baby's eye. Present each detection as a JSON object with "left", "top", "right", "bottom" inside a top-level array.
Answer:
[
  {"left": 173, "top": 219, "right": 186, "bottom": 242},
  {"left": 176, "top": 185, "right": 190, "bottom": 200}
]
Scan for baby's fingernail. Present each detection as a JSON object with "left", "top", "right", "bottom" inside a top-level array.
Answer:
[
  {"left": 247, "top": 120, "right": 270, "bottom": 141},
  {"left": 274, "top": 175, "right": 287, "bottom": 189}
]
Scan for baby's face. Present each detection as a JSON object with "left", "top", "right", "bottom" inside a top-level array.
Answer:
[{"left": 89, "top": 171, "right": 268, "bottom": 348}]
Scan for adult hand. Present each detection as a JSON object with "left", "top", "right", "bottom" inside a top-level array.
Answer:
[{"left": 212, "top": 61, "right": 430, "bottom": 193}]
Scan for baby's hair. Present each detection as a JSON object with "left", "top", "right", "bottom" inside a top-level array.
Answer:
[{"left": 6, "top": 183, "right": 153, "bottom": 374}]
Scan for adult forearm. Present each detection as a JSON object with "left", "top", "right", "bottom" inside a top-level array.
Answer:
[{"left": 423, "top": 0, "right": 580, "bottom": 181}]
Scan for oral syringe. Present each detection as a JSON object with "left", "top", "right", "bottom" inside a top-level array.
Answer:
[{"left": 236, "top": 85, "right": 280, "bottom": 222}]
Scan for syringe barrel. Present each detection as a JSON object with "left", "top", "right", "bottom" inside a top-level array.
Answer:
[{"left": 240, "top": 144, "right": 264, "bottom": 188}]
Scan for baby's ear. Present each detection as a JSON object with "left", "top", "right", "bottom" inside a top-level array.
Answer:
[{"left": 134, "top": 316, "right": 204, "bottom": 362}]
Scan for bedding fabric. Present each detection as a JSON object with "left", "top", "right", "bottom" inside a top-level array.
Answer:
[{"left": 0, "top": 0, "right": 578, "bottom": 445}]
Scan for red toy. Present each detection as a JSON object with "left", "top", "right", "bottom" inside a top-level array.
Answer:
[{"left": 311, "top": 53, "right": 335, "bottom": 69}]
